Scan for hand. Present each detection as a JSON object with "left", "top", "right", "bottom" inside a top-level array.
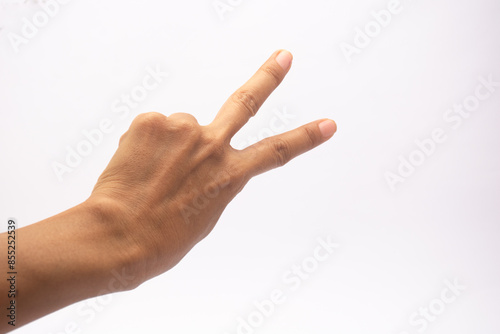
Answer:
[
  {"left": 0, "top": 50, "right": 337, "bottom": 330},
  {"left": 87, "top": 49, "right": 337, "bottom": 286}
]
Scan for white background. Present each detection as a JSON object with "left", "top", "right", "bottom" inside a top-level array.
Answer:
[{"left": 1, "top": 0, "right": 499, "bottom": 333}]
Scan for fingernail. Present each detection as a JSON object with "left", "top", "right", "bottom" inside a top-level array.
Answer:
[
  {"left": 275, "top": 50, "right": 293, "bottom": 70},
  {"left": 318, "top": 120, "right": 337, "bottom": 138}
]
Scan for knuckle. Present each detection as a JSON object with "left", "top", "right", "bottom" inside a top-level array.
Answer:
[
  {"left": 262, "top": 65, "right": 282, "bottom": 87},
  {"left": 133, "top": 112, "right": 168, "bottom": 133},
  {"left": 166, "top": 113, "right": 200, "bottom": 135},
  {"left": 270, "top": 138, "right": 292, "bottom": 168},
  {"left": 118, "top": 132, "right": 128, "bottom": 146},
  {"left": 231, "top": 89, "right": 259, "bottom": 118},
  {"left": 168, "top": 112, "right": 198, "bottom": 123},
  {"left": 303, "top": 126, "right": 319, "bottom": 148},
  {"left": 170, "top": 118, "right": 198, "bottom": 133},
  {"left": 135, "top": 112, "right": 166, "bottom": 124}
]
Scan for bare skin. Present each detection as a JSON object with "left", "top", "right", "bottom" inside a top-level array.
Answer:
[{"left": 0, "top": 50, "right": 337, "bottom": 332}]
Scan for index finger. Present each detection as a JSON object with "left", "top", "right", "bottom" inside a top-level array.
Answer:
[{"left": 240, "top": 119, "right": 337, "bottom": 177}]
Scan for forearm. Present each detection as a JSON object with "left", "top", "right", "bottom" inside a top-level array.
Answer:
[{"left": 0, "top": 201, "right": 141, "bottom": 331}]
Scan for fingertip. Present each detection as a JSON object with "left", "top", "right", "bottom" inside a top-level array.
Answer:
[
  {"left": 275, "top": 49, "right": 293, "bottom": 70},
  {"left": 318, "top": 119, "right": 337, "bottom": 139}
]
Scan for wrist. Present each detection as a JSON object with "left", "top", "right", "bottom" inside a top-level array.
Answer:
[
  {"left": 84, "top": 191, "right": 190, "bottom": 285},
  {"left": 79, "top": 198, "right": 147, "bottom": 292},
  {"left": 14, "top": 201, "right": 142, "bottom": 326}
]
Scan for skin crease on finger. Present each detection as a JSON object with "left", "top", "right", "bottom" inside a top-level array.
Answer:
[{"left": 0, "top": 49, "right": 336, "bottom": 331}]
